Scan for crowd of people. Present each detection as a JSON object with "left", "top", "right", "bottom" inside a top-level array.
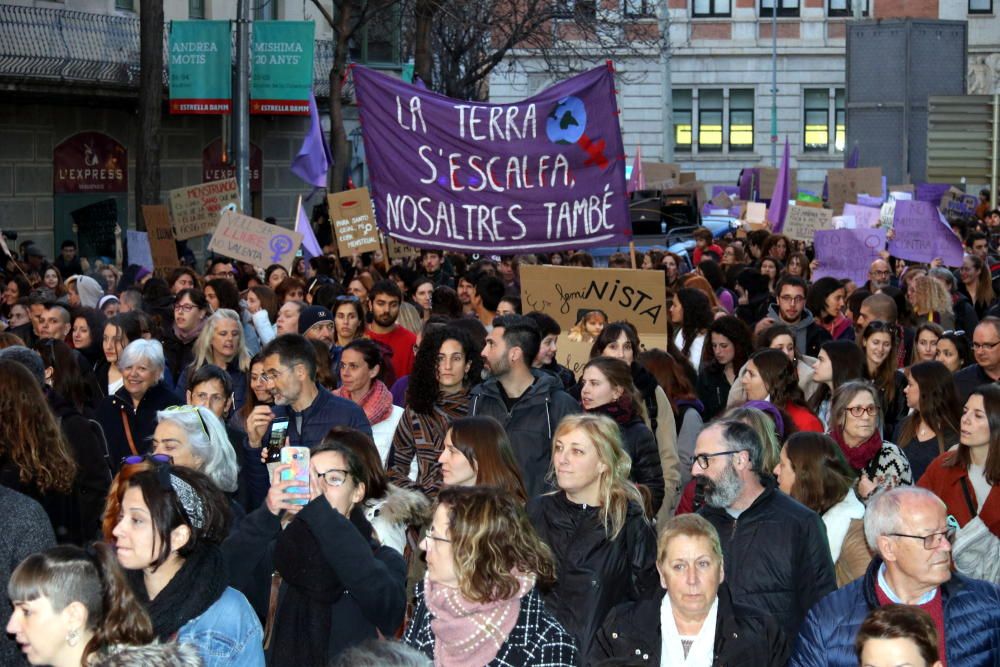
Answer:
[{"left": 1, "top": 214, "right": 1000, "bottom": 666}]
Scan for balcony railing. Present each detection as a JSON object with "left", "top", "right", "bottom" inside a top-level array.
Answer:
[{"left": 0, "top": 4, "right": 337, "bottom": 96}]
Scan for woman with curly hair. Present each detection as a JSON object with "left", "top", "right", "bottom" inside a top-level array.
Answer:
[
  {"left": 528, "top": 414, "right": 658, "bottom": 656},
  {"left": 697, "top": 315, "right": 754, "bottom": 421},
  {"left": 386, "top": 326, "right": 480, "bottom": 497},
  {"left": 0, "top": 359, "right": 80, "bottom": 542},
  {"left": 406, "top": 486, "right": 578, "bottom": 666},
  {"left": 910, "top": 274, "right": 956, "bottom": 329},
  {"left": 670, "top": 287, "right": 713, "bottom": 370}
]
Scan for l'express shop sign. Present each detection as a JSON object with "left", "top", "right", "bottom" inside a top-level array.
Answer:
[{"left": 53, "top": 132, "right": 128, "bottom": 194}]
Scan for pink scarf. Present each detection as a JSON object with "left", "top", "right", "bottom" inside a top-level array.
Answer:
[
  {"left": 335, "top": 380, "right": 393, "bottom": 425},
  {"left": 173, "top": 317, "right": 206, "bottom": 344},
  {"left": 425, "top": 572, "right": 534, "bottom": 667}
]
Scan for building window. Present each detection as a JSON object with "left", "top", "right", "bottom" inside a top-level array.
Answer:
[
  {"left": 760, "top": 0, "right": 800, "bottom": 17},
  {"left": 115, "top": 0, "right": 134, "bottom": 10},
  {"left": 835, "top": 88, "right": 845, "bottom": 151},
  {"left": 254, "top": 0, "right": 278, "bottom": 20},
  {"left": 555, "top": 0, "right": 597, "bottom": 19},
  {"left": 189, "top": 0, "right": 205, "bottom": 19},
  {"left": 729, "top": 89, "right": 754, "bottom": 152},
  {"left": 829, "top": 0, "right": 869, "bottom": 16},
  {"left": 969, "top": 0, "right": 993, "bottom": 14},
  {"left": 673, "top": 90, "right": 693, "bottom": 151},
  {"left": 349, "top": 4, "right": 402, "bottom": 65},
  {"left": 625, "top": 0, "right": 656, "bottom": 17},
  {"left": 699, "top": 90, "right": 723, "bottom": 152},
  {"left": 693, "top": 0, "right": 732, "bottom": 17},
  {"left": 804, "top": 89, "right": 829, "bottom": 151}
]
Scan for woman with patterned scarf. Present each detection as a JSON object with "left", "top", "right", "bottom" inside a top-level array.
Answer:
[
  {"left": 405, "top": 485, "right": 579, "bottom": 666},
  {"left": 335, "top": 338, "right": 404, "bottom": 467},
  {"left": 579, "top": 356, "right": 665, "bottom": 516},
  {"left": 386, "top": 326, "right": 481, "bottom": 498}
]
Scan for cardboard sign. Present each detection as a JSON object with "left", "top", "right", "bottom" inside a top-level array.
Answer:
[
  {"left": 126, "top": 231, "right": 153, "bottom": 271},
  {"left": 519, "top": 264, "right": 666, "bottom": 335},
  {"left": 555, "top": 332, "right": 669, "bottom": 380},
  {"left": 783, "top": 205, "right": 833, "bottom": 241},
  {"left": 827, "top": 167, "right": 883, "bottom": 214},
  {"left": 813, "top": 228, "right": 887, "bottom": 286},
  {"left": 642, "top": 162, "right": 681, "bottom": 189},
  {"left": 889, "top": 200, "right": 964, "bottom": 267},
  {"left": 842, "top": 203, "right": 881, "bottom": 230},
  {"left": 208, "top": 210, "right": 303, "bottom": 271},
  {"left": 327, "top": 188, "right": 380, "bottom": 256},
  {"left": 757, "top": 167, "right": 798, "bottom": 200},
  {"left": 938, "top": 187, "right": 977, "bottom": 219},
  {"left": 142, "top": 205, "right": 181, "bottom": 269},
  {"left": 169, "top": 178, "right": 240, "bottom": 240},
  {"left": 385, "top": 235, "right": 420, "bottom": 261},
  {"left": 710, "top": 191, "right": 733, "bottom": 209},
  {"left": 71, "top": 198, "right": 118, "bottom": 259},
  {"left": 744, "top": 202, "right": 767, "bottom": 229}
]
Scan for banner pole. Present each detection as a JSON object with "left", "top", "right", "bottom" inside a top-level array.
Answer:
[{"left": 629, "top": 241, "right": 637, "bottom": 269}]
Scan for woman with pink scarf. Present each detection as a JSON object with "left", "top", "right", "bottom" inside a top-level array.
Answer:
[
  {"left": 336, "top": 338, "right": 404, "bottom": 466},
  {"left": 404, "top": 486, "right": 579, "bottom": 666}
]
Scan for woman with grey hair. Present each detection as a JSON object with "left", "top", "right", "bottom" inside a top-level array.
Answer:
[
  {"left": 152, "top": 405, "right": 239, "bottom": 495},
  {"left": 178, "top": 309, "right": 251, "bottom": 412},
  {"left": 95, "top": 339, "right": 182, "bottom": 473}
]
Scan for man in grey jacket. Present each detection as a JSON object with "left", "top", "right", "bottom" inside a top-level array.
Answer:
[{"left": 471, "top": 315, "right": 580, "bottom": 498}]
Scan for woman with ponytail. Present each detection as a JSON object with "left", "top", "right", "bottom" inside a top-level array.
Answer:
[{"left": 6, "top": 542, "right": 166, "bottom": 666}]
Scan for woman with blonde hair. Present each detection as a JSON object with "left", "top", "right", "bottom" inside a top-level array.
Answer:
[
  {"left": 528, "top": 413, "right": 658, "bottom": 656},
  {"left": 910, "top": 274, "right": 955, "bottom": 329},
  {"left": 406, "top": 485, "right": 578, "bottom": 666},
  {"left": 178, "top": 308, "right": 251, "bottom": 412}
]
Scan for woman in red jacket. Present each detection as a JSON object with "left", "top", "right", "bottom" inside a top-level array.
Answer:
[{"left": 918, "top": 384, "right": 1000, "bottom": 583}]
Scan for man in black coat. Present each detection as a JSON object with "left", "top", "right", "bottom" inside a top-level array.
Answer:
[
  {"left": 692, "top": 420, "right": 836, "bottom": 640},
  {"left": 953, "top": 317, "right": 1000, "bottom": 404}
]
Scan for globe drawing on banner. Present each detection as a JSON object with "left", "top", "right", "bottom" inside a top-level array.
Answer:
[{"left": 546, "top": 96, "right": 587, "bottom": 145}]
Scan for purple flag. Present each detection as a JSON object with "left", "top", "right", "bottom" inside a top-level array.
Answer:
[
  {"left": 845, "top": 145, "right": 860, "bottom": 168},
  {"left": 768, "top": 138, "right": 791, "bottom": 232},
  {"left": 352, "top": 65, "right": 631, "bottom": 253},
  {"left": 290, "top": 92, "right": 332, "bottom": 188},
  {"left": 627, "top": 145, "right": 645, "bottom": 193},
  {"left": 295, "top": 197, "right": 323, "bottom": 259},
  {"left": 888, "top": 200, "right": 964, "bottom": 267}
]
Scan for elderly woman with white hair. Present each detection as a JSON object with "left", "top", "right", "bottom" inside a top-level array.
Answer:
[
  {"left": 177, "top": 308, "right": 251, "bottom": 412},
  {"left": 95, "top": 339, "right": 182, "bottom": 474},
  {"left": 151, "top": 404, "right": 245, "bottom": 519}
]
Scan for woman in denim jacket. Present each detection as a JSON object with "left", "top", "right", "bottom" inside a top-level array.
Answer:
[{"left": 106, "top": 460, "right": 265, "bottom": 667}]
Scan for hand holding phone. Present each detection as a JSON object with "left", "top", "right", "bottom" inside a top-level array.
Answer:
[{"left": 247, "top": 406, "right": 278, "bottom": 448}]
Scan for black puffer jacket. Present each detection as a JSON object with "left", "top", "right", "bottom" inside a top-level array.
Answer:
[
  {"left": 589, "top": 584, "right": 789, "bottom": 666},
  {"left": 586, "top": 400, "right": 665, "bottom": 515},
  {"left": 698, "top": 476, "right": 836, "bottom": 641},
  {"left": 94, "top": 383, "right": 182, "bottom": 473},
  {"left": 528, "top": 492, "right": 658, "bottom": 658},
  {"left": 696, "top": 364, "right": 732, "bottom": 422}
]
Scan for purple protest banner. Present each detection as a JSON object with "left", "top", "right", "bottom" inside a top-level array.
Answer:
[
  {"left": 842, "top": 203, "right": 881, "bottom": 229},
  {"left": 813, "top": 228, "right": 887, "bottom": 286},
  {"left": 915, "top": 183, "right": 952, "bottom": 208},
  {"left": 352, "top": 65, "right": 630, "bottom": 253},
  {"left": 888, "top": 200, "right": 964, "bottom": 267}
]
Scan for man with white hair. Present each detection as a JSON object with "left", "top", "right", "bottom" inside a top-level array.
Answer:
[{"left": 790, "top": 487, "right": 1000, "bottom": 667}]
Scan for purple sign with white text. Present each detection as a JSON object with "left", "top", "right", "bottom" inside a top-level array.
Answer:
[
  {"left": 353, "top": 65, "right": 630, "bottom": 253},
  {"left": 889, "top": 200, "right": 964, "bottom": 267}
]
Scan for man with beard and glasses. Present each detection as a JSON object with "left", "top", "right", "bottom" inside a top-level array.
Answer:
[
  {"left": 693, "top": 420, "right": 836, "bottom": 641},
  {"left": 366, "top": 280, "right": 416, "bottom": 378}
]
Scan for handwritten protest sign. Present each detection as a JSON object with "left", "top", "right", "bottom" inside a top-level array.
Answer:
[
  {"left": 938, "top": 187, "right": 977, "bottom": 219},
  {"left": 783, "top": 205, "right": 833, "bottom": 241},
  {"left": 385, "top": 235, "right": 420, "bottom": 261},
  {"left": 142, "top": 205, "right": 180, "bottom": 269},
  {"left": 353, "top": 65, "right": 630, "bottom": 253},
  {"left": 126, "top": 231, "right": 153, "bottom": 271},
  {"left": 169, "top": 178, "right": 240, "bottom": 240},
  {"left": 327, "top": 188, "right": 380, "bottom": 256},
  {"left": 842, "top": 203, "right": 881, "bottom": 229},
  {"left": 208, "top": 211, "right": 302, "bottom": 271},
  {"left": 813, "top": 228, "right": 887, "bottom": 286},
  {"left": 827, "top": 167, "right": 883, "bottom": 214},
  {"left": 757, "top": 167, "right": 798, "bottom": 200},
  {"left": 520, "top": 265, "right": 665, "bottom": 335},
  {"left": 555, "top": 332, "right": 669, "bottom": 380},
  {"left": 889, "top": 201, "right": 964, "bottom": 267}
]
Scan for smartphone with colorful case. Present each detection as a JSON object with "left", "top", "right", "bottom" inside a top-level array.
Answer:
[{"left": 279, "top": 446, "right": 310, "bottom": 505}]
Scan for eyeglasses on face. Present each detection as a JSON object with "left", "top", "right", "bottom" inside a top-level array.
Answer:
[
  {"left": 846, "top": 405, "right": 879, "bottom": 418},
  {"left": 693, "top": 450, "right": 743, "bottom": 470},
  {"left": 870, "top": 270, "right": 891, "bottom": 278},
  {"left": 972, "top": 340, "right": 1000, "bottom": 351},
  {"left": 313, "top": 466, "right": 350, "bottom": 487},
  {"left": 259, "top": 366, "right": 293, "bottom": 383},
  {"left": 174, "top": 303, "right": 199, "bottom": 313},
  {"left": 778, "top": 295, "right": 805, "bottom": 304},
  {"left": 889, "top": 517, "right": 959, "bottom": 550},
  {"left": 425, "top": 524, "right": 451, "bottom": 545}
]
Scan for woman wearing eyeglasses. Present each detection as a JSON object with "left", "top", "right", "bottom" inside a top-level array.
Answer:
[
  {"left": 828, "top": 380, "right": 912, "bottom": 500},
  {"left": 860, "top": 320, "right": 908, "bottom": 439},
  {"left": 177, "top": 309, "right": 251, "bottom": 413},
  {"left": 918, "top": 384, "right": 1000, "bottom": 584},
  {"left": 405, "top": 485, "right": 579, "bottom": 666},
  {"left": 527, "top": 413, "right": 658, "bottom": 657},
  {"left": 161, "top": 288, "right": 210, "bottom": 390},
  {"left": 104, "top": 461, "right": 264, "bottom": 665},
  {"left": 222, "top": 430, "right": 406, "bottom": 665}
]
